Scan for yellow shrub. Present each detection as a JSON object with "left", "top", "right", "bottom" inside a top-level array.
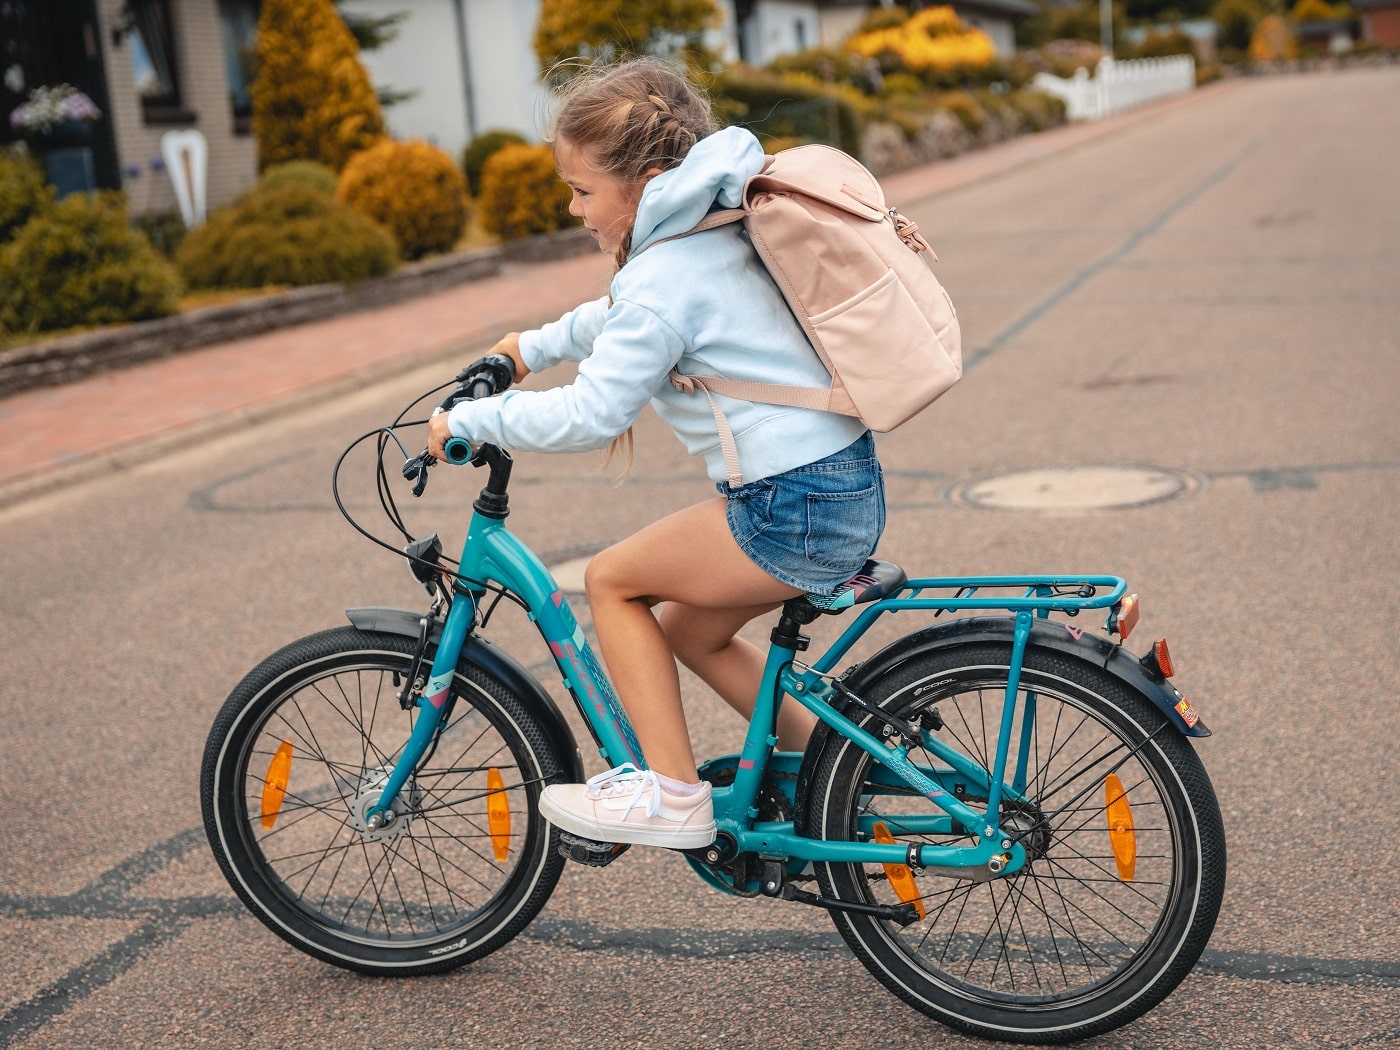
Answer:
[
  {"left": 847, "top": 6, "right": 996, "bottom": 77},
  {"left": 477, "top": 143, "right": 578, "bottom": 242},
  {"left": 252, "top": 0, "right": 386, "bottom": 171},
  {"left": 338, "top": 139, "right": 469, "bottom": 260},
  {"left": 1249, "top": 13, "right": 1299, "bottom": 59}
]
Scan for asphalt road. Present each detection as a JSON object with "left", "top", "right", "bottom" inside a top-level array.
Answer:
[{"left": 2, "top": 68, "right": 1398, "bottom": 1049}]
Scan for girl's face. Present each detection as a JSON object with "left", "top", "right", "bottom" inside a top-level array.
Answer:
[{"left": 554, "top": 137, "right": 652, "bottom": 256}]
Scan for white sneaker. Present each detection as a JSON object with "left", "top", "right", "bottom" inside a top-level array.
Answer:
[{"left": 538, "top": 764, "right": 716, "bottom": 848}]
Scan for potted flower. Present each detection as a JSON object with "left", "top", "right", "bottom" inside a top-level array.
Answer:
[{"left": 9, "top": 84, "right": 103, "bottom": 147}]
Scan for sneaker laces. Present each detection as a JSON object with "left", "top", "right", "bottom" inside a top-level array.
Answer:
[{"left": 584, "top": 763, "right": 662, "bottom": 819}]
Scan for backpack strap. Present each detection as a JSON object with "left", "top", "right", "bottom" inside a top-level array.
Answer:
[
  {"left": 644, "top": 207, "right": 746, "bottom": 252},
  {"left": 667, "top": 372, "right": 746, "bottom": 487},
  {"left": 668, "top": 371, "right": 835, "bottom": 488}
]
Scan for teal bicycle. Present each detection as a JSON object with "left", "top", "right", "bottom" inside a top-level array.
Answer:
[{"left": 200, "top": 357, "right": 1226, "bottom": 1044}]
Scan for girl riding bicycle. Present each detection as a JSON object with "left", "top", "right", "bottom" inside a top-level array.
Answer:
[{"left": 427, "top": 58, "right": 886, "bottom": 849}]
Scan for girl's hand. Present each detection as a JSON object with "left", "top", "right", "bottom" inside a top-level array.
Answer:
[
  {"left": 494, "top": 332, "right": 530, "bottom": 382},
  {"left": 427, "top": 410, "right": 456, "bottom": 462}
]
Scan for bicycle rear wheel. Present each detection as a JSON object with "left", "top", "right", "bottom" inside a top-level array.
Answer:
[
  {"left": 201, "top": 626, "right": 570, "bottom": 975},
  {"left": 805, "top": 642, "right": 1225, "bottom": 1043}
]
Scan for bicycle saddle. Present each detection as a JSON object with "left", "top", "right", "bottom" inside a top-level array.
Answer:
[{"left": 805, "top": 559, "right": 908, "bottom": 613}]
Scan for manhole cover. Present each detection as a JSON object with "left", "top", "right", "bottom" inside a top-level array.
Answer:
[{"left": 949, "top": 465, "right": 1202, "bottom": 511}]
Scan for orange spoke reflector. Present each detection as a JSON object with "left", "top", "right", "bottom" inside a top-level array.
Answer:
[
  {"left": 486, "top": 768, "right": 512, "bottom": 861},
  {"left": 260, "top": 740, "right": 294, "bottom": 830},
  {"left": 872, "top": 821, "right": 926, "bottom": 920},
  {"left": 1105, "top": 773, "right": 1136, "bottom": 882}
]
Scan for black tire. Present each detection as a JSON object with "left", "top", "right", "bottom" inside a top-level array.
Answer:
[
  {"left": 200, "top": 626, "right": 570, "bottom": 976},
  {"left": 805, "top": 642, "right": 1226, "bottom": 1043}
]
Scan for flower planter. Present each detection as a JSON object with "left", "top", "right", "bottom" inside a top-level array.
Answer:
[{"left": 27, "top": 119, "right": 95, "bottom": 149}]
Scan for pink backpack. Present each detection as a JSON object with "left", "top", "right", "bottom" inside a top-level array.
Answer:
[{"left": 667, "top": 144, "right": 963, "bottom": 484}]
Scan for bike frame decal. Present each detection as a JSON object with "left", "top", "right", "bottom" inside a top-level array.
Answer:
[
  {"left": 532, "top": 588, "right": 643, "bottom": 767},
  {"left": 423, "top": 670, "right": 452, "bottom": 709}
]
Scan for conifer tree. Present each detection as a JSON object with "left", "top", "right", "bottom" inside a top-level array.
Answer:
[
  {"left": 252, "top": 0, "right": 386, "bottom": 171},
  {"left": 534, "top": 0, "right": 720, "bottom": 81}
]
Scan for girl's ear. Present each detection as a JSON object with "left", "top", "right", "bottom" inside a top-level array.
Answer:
[{"left": 643, "top": 166, "right": 666, "bottom": 180}]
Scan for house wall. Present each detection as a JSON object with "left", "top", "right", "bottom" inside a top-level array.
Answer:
[
  {"left": 1361, "top": 6, "right": 1400, "bottom": 45},
  {"left": 741, "top": 0, "right": 822, "bottom": 66},
  {"left": 342, "top": 0, "right": 549, "bottom": 158},
  {"left": 460, "top": 0, "right": 550, "bottom": 141},
  {"left": 97, "top": 0, "right": 257, "bottom": 219}
]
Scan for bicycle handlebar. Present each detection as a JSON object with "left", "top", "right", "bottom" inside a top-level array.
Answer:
[{"left": 402, "top": 353, "right": 516, "bottom": 494}]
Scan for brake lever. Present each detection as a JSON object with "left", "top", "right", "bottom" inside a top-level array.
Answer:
[{"left": 403, "top": 450, "right": 434, "bottom": 497}]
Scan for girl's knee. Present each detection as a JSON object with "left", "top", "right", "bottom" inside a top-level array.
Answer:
[{"left": 584, "top": 542, "right": 638, "bottom": 603}]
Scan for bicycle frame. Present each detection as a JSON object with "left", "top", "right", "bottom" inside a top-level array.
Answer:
[{"left": 368, "top": 448, "right": 1127, "bottom": 880}]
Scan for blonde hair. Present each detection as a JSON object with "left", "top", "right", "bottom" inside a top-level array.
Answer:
[
  {"left": 549, "top": 59, "right": 717, "bottom": 472},
  {"left": 549, "top": 58, "right": 718, "bottom": 269}
]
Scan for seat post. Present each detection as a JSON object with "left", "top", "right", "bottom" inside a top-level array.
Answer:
[{"left": 771, "top": 598, "right": 819, "bottom": 652}]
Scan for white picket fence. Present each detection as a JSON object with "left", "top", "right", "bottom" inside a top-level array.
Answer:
[{"left": 1031, "top": 55, "right": 1196, "bottom": 122}]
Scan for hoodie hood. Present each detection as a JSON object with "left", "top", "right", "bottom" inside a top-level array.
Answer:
[{"left": 630, "top": 125, "right": 765, "bottom": 253}]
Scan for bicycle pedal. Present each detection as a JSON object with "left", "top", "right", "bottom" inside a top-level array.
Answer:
[{"left": 557, "top": 831, "right": 631, "bottom": 867}]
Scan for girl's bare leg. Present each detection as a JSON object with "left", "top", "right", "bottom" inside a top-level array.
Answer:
[
  {"left": 584, "top": 498, "right": 801, "bottom": 782},
  {"left": 659, "top": 601, "right": 818, "bottom": 751}
]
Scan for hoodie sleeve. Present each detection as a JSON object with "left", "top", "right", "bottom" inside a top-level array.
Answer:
[
  {"left": 517, "top": 296, "right": 610, "bottom": 373},
  {"left": 445, "top": 296, "right": 686, "bottom": 453}
]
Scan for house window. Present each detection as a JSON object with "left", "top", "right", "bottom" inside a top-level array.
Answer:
[
  {"left": 218, "top": 0, "right": 260, "bottom": 133},
  {"left": 127, "top": 0, "right": 194, "bottom": 123}
]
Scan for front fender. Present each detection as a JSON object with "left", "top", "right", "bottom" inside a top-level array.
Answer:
[{"left": 346, "top": 606, "right": 583, "bottom": 782}]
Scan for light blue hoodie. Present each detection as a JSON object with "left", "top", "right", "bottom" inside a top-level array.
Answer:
[{"left": 445, "top": 126, "right": 866, "bottom": 483}]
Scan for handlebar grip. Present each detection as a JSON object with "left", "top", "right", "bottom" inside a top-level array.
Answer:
[{"left": 443, "top": 437, "right": 474, "bottom": 465}]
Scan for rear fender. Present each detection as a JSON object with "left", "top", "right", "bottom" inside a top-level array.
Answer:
[
  {"left": 839, "top": 615, "right": 1209, "bottom": 738},
  {"left": 346, "top": 606, "right": 583, "bottom": 783},
  {"left": 795, "top": 615, "right": 1209, "bottom": 831}
]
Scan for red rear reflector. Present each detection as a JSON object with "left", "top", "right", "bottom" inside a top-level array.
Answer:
[
  {"left": 1109, "top": 594, "right": 1140, "bottom": 639},
  {"left": 1153, "top": 639, "right": 1174, "bottom": 678}
]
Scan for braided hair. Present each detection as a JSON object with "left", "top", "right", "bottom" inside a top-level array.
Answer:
[{"left": 550, "top": 58, "right": 718, "bottom": 267}]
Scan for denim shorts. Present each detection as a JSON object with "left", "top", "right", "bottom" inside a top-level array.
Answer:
[{"left": 719, "top": 431, "right": 886, "bottom": 596}]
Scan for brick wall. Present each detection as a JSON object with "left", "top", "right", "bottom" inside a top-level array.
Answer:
[
  {"left": 1362, "top": 6, "right": 1400, "bottom": 46},
  {"left": 96, "top": 0, "right": 258, "bottom": 220}
]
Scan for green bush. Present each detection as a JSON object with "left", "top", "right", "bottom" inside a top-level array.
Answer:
[
  {"left": 259, "top": 159, "right": 339, "bottom": 195},
  {"left": 176, "top": 181, "right": 398, "bottom": 289},
  {"left": 0, "top": 192, "right": 180, "bottom": 335},
  {"left": 1134, "top": 28, "right": 1198, "bottom": 57},
  {"left": 1007, "top": 88, "right": 1067, "bottom": 131},
  {"left": 478, "top": 142, "right": 577, "bottom": 241},
  {"left": 0, "top": 149, "right": 54, "bottom": 245},
  {"left": 462, "top": 129, "right": 528, "bottom": 198},
  {"left": 338, "top": 138, "right": 469, "bottom": 259},
  {"left": 713, "top": 65, "right": 863, "bottom": 153},
  {"left": 131, "top": 211, "right": 189, "bottom": 258},
  {"left": 1213, "top": 0, "right": 1268, "bottom": 50},
  {"left": 936, "top": 89, "right": 989, "bottom": 133}
]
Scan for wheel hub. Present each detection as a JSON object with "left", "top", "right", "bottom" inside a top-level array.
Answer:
[
  {"left": 349, "top": 766, "right": 422, "bottom": 843},
  {"left": 1001, "top": 800, "right": 1052, "bottom": 863}
]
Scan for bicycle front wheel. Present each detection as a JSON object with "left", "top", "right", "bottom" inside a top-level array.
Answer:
[
  {"left": 805, "top": 642, "right": 1225, "bottom": 1043},
  {"left": 201, "top": 626, "right": 570, "bottom": 976}
]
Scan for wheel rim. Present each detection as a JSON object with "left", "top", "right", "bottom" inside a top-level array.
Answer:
[
  {"left": 828, "top": 667, "right": 1190, "bottom": 1008},
  {"left": 229, "top": 655, "right": 542, "bottom": 948}
]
